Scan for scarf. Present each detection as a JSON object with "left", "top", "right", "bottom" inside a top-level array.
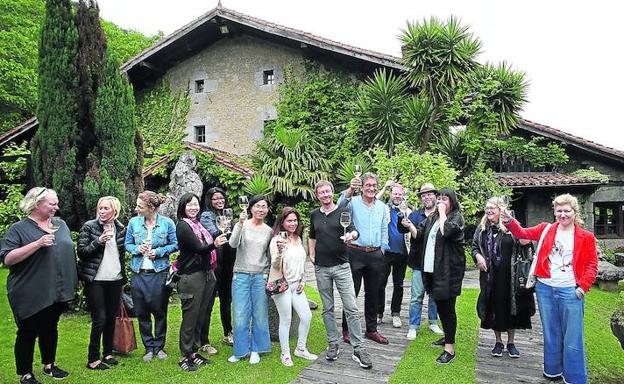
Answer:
[
  {"left": 486, "top": 223, "right": 502, "bottom": 267},
  {"left": 183, "top": 218, "right": 217, "bottom": 271}
]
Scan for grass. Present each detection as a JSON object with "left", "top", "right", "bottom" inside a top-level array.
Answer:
[{"left": 0, "top": 268, "right": 325, "bottom": 384}]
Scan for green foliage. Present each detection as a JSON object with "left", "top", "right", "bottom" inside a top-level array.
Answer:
[
  {"left": 459, "top": 164, "right": 510, "bottom": 225},
  {"left": 243, "top": 174, "right": 274, "bottom": 200},
  {"left": 481, "top": 135, "right": 569, "bottom": 172},
  {"left": 572, "top": 167, "right": 609, "bottom": 183},
  {"left": 336, "top": 155, "right": 372, "bottom": 190},
  {"left": 195, "top": 151, "right": 248, "bottom": 204},
  {"left": 254, "top": 126, "right": 330, "bottom": 199},
  {"left": 135, "top": 76, "right": 189, "bottom": 157},
  {"left": 0, "top": 142, "right": 29, "bottom": 236},
  {"left": 101, "top": 20, "right": 160, "bottom": 63}
]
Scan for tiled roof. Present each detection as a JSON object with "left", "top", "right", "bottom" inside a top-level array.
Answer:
[
  {"left": 519, "top": 119, "right": 624, "bottom": 162},
  {"left": 0, "top": 116, "right": 37, "bottom": 148},
  {"left": 142, "top": 142, "right": 254, "bottom": 179},
  {"left": 495, "top": 172, "right": 604, "bottom": 188},
  {"left": 121, "top": 4, "right": 404, "bottom": 74}
]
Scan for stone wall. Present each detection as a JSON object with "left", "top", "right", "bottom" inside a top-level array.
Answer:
[{"left": 167, "top": 34, "right": 306, "bottom": 155}]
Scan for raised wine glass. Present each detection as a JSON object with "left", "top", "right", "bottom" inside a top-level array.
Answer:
[
  {"left": 502, "top": 195, "right": 515, "bottom": 218},
  {"left": 49, "top": 217, "right": 61, "bottom": 245},
  {"left": 238, "top": 196, "right": 249, "bottom": 212},
  {"left": 339, "top": 211, "right": 351, "bottom": 238},
  {"left": 353, "top": 164, "right": 362, "bottom": 194},
  {"left": 216, "top": 215, "right": 228, "bottom": 234}
]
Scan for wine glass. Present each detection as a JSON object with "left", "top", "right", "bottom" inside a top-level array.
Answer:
[
  {"left": 238, "top": 196, "right": 249, "bottom": 212},
  {"left": 353, "top": 164, "right": 362, "bottom": 178},
  {"left": 399, "top": 200, "right": 409, "bottom": 218},
  {"left": 216, "top": 215, "right": 228, "bottom": 234},
  {"left": 49, "top": 217, "right": 61, "bottom": 245},
  {"left": 339, "top": 211, "right": 351, "bottom": 238},
  {"left": 223, "top": 208, "right": 234, "bottom": 233},
  {"left": 501, "top": 195, "right": 515, "bottom": 218},
  {"left": 142, "top": 234, "right": 152, "bottom": 257}
]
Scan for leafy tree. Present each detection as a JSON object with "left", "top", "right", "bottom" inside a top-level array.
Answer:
[
  {"left": 0, "top": 142, "right": 29, "bottom": 235},
  {"left": 31, "top": 0, "right": 81, "bottom": 226},
  {"left": 400, "top": 16, "right": 481, "bottom": 152}
]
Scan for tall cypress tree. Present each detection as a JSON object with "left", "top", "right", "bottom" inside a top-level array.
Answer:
[{"left": 31, "top": 0, "right": 80, "bottom": 226}]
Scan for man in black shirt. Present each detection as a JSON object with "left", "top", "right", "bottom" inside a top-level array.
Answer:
[{"left": 309, "top": 180, "right": 372, "bottom": 369}]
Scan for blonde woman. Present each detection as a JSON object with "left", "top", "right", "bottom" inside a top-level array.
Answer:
[
  {"left": 471, "top": 197, "right": 534, "bottom": 359},
  {"left": 502, "top": 194, "right": 598, "bottom": 384},
  {"left": 0, "top": 187, "right": 77, "bottom": 383},
  {"left": 78, "top": 196, "right": 127, "bottom": 370}
]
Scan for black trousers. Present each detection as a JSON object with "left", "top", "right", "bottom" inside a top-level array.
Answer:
[
  {"left": 342, "top": 248, "right": 385, "bottom": 333},
  {"left": 202, "top": 248, "right": 235, "bottom": 345},
  {"left": 179, "top": 271, "right": 216, "bottom": 356},
  {"left": 131, "top": 270, "right": 169, "bottom": 353},
  {"left": 85, "top": 280, "right": 123, "bottom": 363},
  {"left": 377, "top": 251, "right": 408, "bottom": 316},
  {"left": 435, "top": 297, "right": 458, "bottom": 344},
  {"left": 14, "top": 303, "right": 65, "bottom": 375}
]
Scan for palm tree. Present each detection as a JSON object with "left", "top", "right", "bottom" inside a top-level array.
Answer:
[{"left": 400, "top": 16, "right": 481, "bottom": 153}]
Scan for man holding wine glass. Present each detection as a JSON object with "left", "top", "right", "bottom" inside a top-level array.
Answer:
[
  {"left": 338, "top": 172, "right": 390, "bottom": 346},
  {"left": 309, "top": 181, "right": 372, "bottom": 369}
]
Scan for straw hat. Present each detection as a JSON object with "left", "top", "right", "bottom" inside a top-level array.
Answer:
[{"left": 417, "top": 183, "right": 438, "bottom": 196}]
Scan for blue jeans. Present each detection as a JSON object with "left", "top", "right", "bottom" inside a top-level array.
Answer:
[
  {"left": 535, "top": 281, "right": 587, "bottom": 384},
  {"left": 231, "top": 272, "right": 270, "bottom": 358},
  {"left": 408, "top": 269, "right": 438, "bottom": 329}
]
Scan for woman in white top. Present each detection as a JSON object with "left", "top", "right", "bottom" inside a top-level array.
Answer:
[{"left": 269, "top": 207, "right": 318, "bottom": 366}]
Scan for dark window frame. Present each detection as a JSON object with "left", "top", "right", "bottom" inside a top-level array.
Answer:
[
  {"left": 194, "top": 125, "right": 206, "bottom": 143},
  {"left": 593, "top": 202, "right": 624, "bottom": 239},
  {"left": 194, "top": 79, "right": 205, "bottom": 93},
  {"left": 262, "top": 70, "right": 274, "bottom": 85}
]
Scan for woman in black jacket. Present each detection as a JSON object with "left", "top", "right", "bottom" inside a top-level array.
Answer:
[
  {"left": 401, "top": 188, "right": 465, "bottom": 365},
  {"left": 175, "top": 193, "right": 227, "bottom": 372},
  {"left": 472, "top": 197, "right": 534, "bottom": 358},
  {"left": 77, "top": 196, "right": 127, "bottom": 370}
]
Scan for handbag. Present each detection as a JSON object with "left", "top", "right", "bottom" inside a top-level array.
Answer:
[
  {"left": 525, "top": 223, "right": 552, "bottom": 289},
  {"left": 113, "top": 298, "right": 137, "bottom": 354},
  {"left": 515, "top": 247, "right": 533, "bottom": 292},
  {"left": 265, "top": 256, "right": 289, "bottom": 296},
  {"left": 165, "top": 261, "right": 180, "bottom": 291}
]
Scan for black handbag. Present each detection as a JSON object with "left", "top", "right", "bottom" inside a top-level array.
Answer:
[{"left": 514, "top": 244, "right": 534, "bottom": 292}]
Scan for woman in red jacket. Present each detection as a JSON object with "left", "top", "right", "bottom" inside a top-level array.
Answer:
[{"left": 502, "top": 193, "right": 597, "bottom": 384}]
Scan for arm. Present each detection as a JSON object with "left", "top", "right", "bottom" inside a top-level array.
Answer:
[
  {"left": 308, "top": 238, "right": 316, "bottom": 264},
  {"left": 381, "top": 204, "right": 389, "bottom": 251},
  {"left": 2, "top": 227, "right": 53, "bottom": 266},
  {"left": 124, "top": 221, "right": 139, "bottom": 255},
  {"left": 471, "top": 227, "right": 488, "bottom": 271},
  {"left": 77, "top": 222, "right": 105, "bottom": 260},
  {"left": 269, "top": 237, "right": 283, "bottom": 270},
  {"left": 176, "top": 222, "right": 216, "bottom": 256},
  {"left": 229, "top": 220, "right": 243, "bottom": 248},
  {"left": 200, "top": 211, "right": 220, "bottom": 238},
  {"left": 441, "top": 212, "right": 464, "bottom": 240},
  {"left": 577, "top": 234, "right": 599, "bottom": 293},
  {"left": 506, "top": 219, "right": 549, "bottom": 242},
  {"left": 154, "top": 220, "right": 179, "bottom": 258}
]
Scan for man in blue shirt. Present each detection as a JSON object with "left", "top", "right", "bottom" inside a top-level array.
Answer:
[{"left": 339, "top": 173, "right": 390, "bottom": 344}]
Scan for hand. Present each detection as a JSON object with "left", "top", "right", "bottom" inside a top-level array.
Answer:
[
  {"left": 436, "top": 201, "right": 446, "bottom": 215},
  {"left": 296, "top": 283, "right": 304, "bottom": 294},
  {"left": 401, "top": 217, "right": 412, "bottom": 228},
  {"left": 475, "top": 253, "right": 487, "bottom": 272},
  {"left": 575, "top": 287, "right": 584, "bottom": 299},
  {"left": 343, "top": 231, "right": 357, "bottom": 244},
  {"left": 99, "top": 231, "right": 113, "bottom": 244},
  {"left": 519, "top": 238, "right": 531, "bottom": 246},
  {"left": 147, "top": 249, "right": 156, "bottom": 260},
  {"left": 214, "top": 234, "right": 228, "bottom": 247},
  {"left": 276, "top": 238, "right": 287, "bottom": 252},
  {"left": 500, "top": 209, "right": 513, "bottom": 223},
  {"left": 238, "top": 211, "right": 248, "bottom": 223},
  {"left": 38, "top": 234, "right": 55, "bottom": 248},
  {"left": 384, "top": 179, "right": 395, "bottom": 188},
  {"left": 138, "top": 243, "right": 150, "bottom": 255},
  {"left": 349, "top": 177, "right": 362, "bottom": 191}
]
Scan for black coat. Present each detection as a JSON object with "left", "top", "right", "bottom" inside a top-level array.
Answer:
[
  {"left": 77, "top": 219, "right": 127, "bottom": 283},
  {"left": 414, "top": 211, "right": 465, "bottom": 300}
]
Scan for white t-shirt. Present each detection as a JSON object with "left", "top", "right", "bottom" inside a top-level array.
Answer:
[
  {"left": 94, "top": 228, "right": 122, "bottom": 281},
  {"left": 539, "top": 230, "right": 575, "bottom": 288},
  {"left": 423, "top": 220, "right": 440, "bottom": 273}
]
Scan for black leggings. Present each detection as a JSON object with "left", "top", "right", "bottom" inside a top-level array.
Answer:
[
  {"left": 85, "top": 280, "right": 123, "bottom": 363},
  {"left": 435, "top": 297, "right": 458, "bottom": 344},
  {"left": 14, "top": 303, "right": 65, "bottom": 375}
]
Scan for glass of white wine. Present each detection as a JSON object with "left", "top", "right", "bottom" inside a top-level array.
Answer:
[
  {"left": 238, "top": 196, "right": 249, "bottom": 212},
  {"left": 223, "top": 208, "right": 234, "bottom": 233},
  {"left": 339, "top": 211, "right": 351, "bottom": 238},
  {"left": 353, "top": 164, "right": 362, "bottom": 194},
  {"left": 216, "top": 215, "right": 228, "bottom": 234},
  {"left": 49, "top": 217, "right": 61, "bottom": 245}
]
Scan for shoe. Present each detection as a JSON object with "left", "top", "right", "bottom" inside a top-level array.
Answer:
[
  {"left": 280, "top": 354, "right": 294, "bottom": 367},
  {"left": 392, "top": 316, "right": 402, "bottom": 328},
  {"left": 42, "top": 365, "right": 69, "bottom": 379},
  {"left": 435, "top": 350, "right": 455, "bottom": 364},
  {"left": 308, "top": 299, "right": 318, "bottom": 310},
  {"left": 200, "top": 344, "right": 218, "bottom": 355},
  {"left": 155, "top": 350, "right": 168, "bottom": 360},
  {"left": 178, "top": 357, "right": 197, "bottom": 372},
  {"left": 491, "top": 342, "right": 504, "bottom": 357},
  {"left": 376, "top": 315, "right": 383, "bottom": 324},
  {"left": 364, "top": 331, "right": 389, "bottom": 345},
  {"left": 222, "top": 333, "right": 234, "bottom": 346},
  {"left": 429, "top": 323, "right": 444, "bottom": 335},
  {"left": 249, "top": 352, "right": 260, "bottom": 364},
  {"left": 431, "top": 337, "right": 445, "bottom": 347},
  {"left": 192, "top": 353, "right": 212, "bottom": 366},
  {"left": 294, "top": 348, "right": 318, "bottom": 361},
  {"left": 227, "top": 355, "right": 240, "bottom": 363},
  {"left": 352, "top": 349, "right": 372, "bottom": 369},
  {"left": 20, "top": 373, "right": 42, "bottom": 384},
  {"left": 326, "top": 344, "right": 340, "bottom": 361},
  {"left": 142, "top": 351, "right": 153, "bottom": 362},
  {"left": 406, "top": 328, "right": 417, "bottom": 340},
  {"left": 507, "top": 343, "right": 520, "bottom": 358},
  {"left": 542, "top": 373, "right": 563, "bottom": 381},
  {"left": 86, "top": 362, "right": 109, "bottom": 370},
  {"left": 342, "top": 330, "right": 351, "bottom": 344},
  {"left": 102, "top": 356, "right": 118, "bottom": 366}
]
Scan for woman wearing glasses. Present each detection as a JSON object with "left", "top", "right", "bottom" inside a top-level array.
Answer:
[
  {"left": 501, "top": 194, "right": 598, "bottom": 384},
  {"left": 227, "top": 195, "right": 272, "bottom": 364}
]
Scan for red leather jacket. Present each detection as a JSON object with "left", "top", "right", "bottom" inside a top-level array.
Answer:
[{"left": 507, "top": 219, "right": 598, "bottom": 292}]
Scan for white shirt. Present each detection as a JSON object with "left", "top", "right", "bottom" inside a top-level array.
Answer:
[
  {"left": 94, "top": 228, "right": 122, "bottom": 281},
  {"left": 539, "top": 230, "right": 575, "bottom": 288},
  {"left": 423, "top": 220, "right": 440, "bottom": 273}
]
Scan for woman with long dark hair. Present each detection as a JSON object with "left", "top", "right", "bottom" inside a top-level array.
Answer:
[{"left": 401, "top": 188, "right": 465, "bottom": 365}]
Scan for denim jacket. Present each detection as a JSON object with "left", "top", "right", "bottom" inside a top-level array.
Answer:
[{"left": 125, "top": 214, "right": 178, "bottom": 273}]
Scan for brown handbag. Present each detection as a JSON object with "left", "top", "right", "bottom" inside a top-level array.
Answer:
[{"left": 113, "top": 298, "right": 137, "bottom": 354}]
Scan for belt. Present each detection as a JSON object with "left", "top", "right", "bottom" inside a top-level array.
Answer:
[
  {"left": 139, "top": 269, "right": 156, "bottom": 273},
  {"left": 347, "top": 244, "right": 381, "bottom": 253}
]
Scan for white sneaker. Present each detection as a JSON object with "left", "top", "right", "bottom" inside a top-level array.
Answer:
[
  {"left": 429, "top": 323, "right": 444, "bottom": 335},
  {"left": 227, "top": 355, "right": 240, "bottom": 363},
  {"left": 249, "top": 352, "right": 260, "bottom": 364},
  {"left": 280, "top": 354, "right": 294, "bottom": 367},
  {"left": 200, "top": 344, "right": 218, "bottom": 355},
  {"left": 406, "top": 328, "right": 417, "bottom": 340},
  {"left": 392, "top": 316, "right": 402, "bottom": 328},
  {"left": 294, "top": 348, "right": 318, "bottom": 361}
]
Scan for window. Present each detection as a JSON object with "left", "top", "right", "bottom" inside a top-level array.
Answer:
[
  {"left": 594, "top": 202, "right": 624, "bottom": 238},
  {"left": 194, "top": 79, "right": 204, "bottom": 93},
  {"left": 194, "top": 125, "right": 206, "bottom": 143},
  {"left": 262, "top": 70, "right": 274, "bottom": 85}
]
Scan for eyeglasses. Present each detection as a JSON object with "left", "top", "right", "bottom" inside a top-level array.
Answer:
[{"left": 253, "top": 205, "right": 268, "bottom": 211}]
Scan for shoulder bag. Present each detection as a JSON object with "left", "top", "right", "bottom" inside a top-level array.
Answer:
[
  {"left": 525, "top": 223, "right": 552, "bottom": 289},
  {"left": 113, "top": 298, "right": 137, "bottom": 354}
]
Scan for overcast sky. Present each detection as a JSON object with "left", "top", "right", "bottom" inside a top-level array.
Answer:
[{"left": 98, "top": 0, "right": 624, "bottom": 151}]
